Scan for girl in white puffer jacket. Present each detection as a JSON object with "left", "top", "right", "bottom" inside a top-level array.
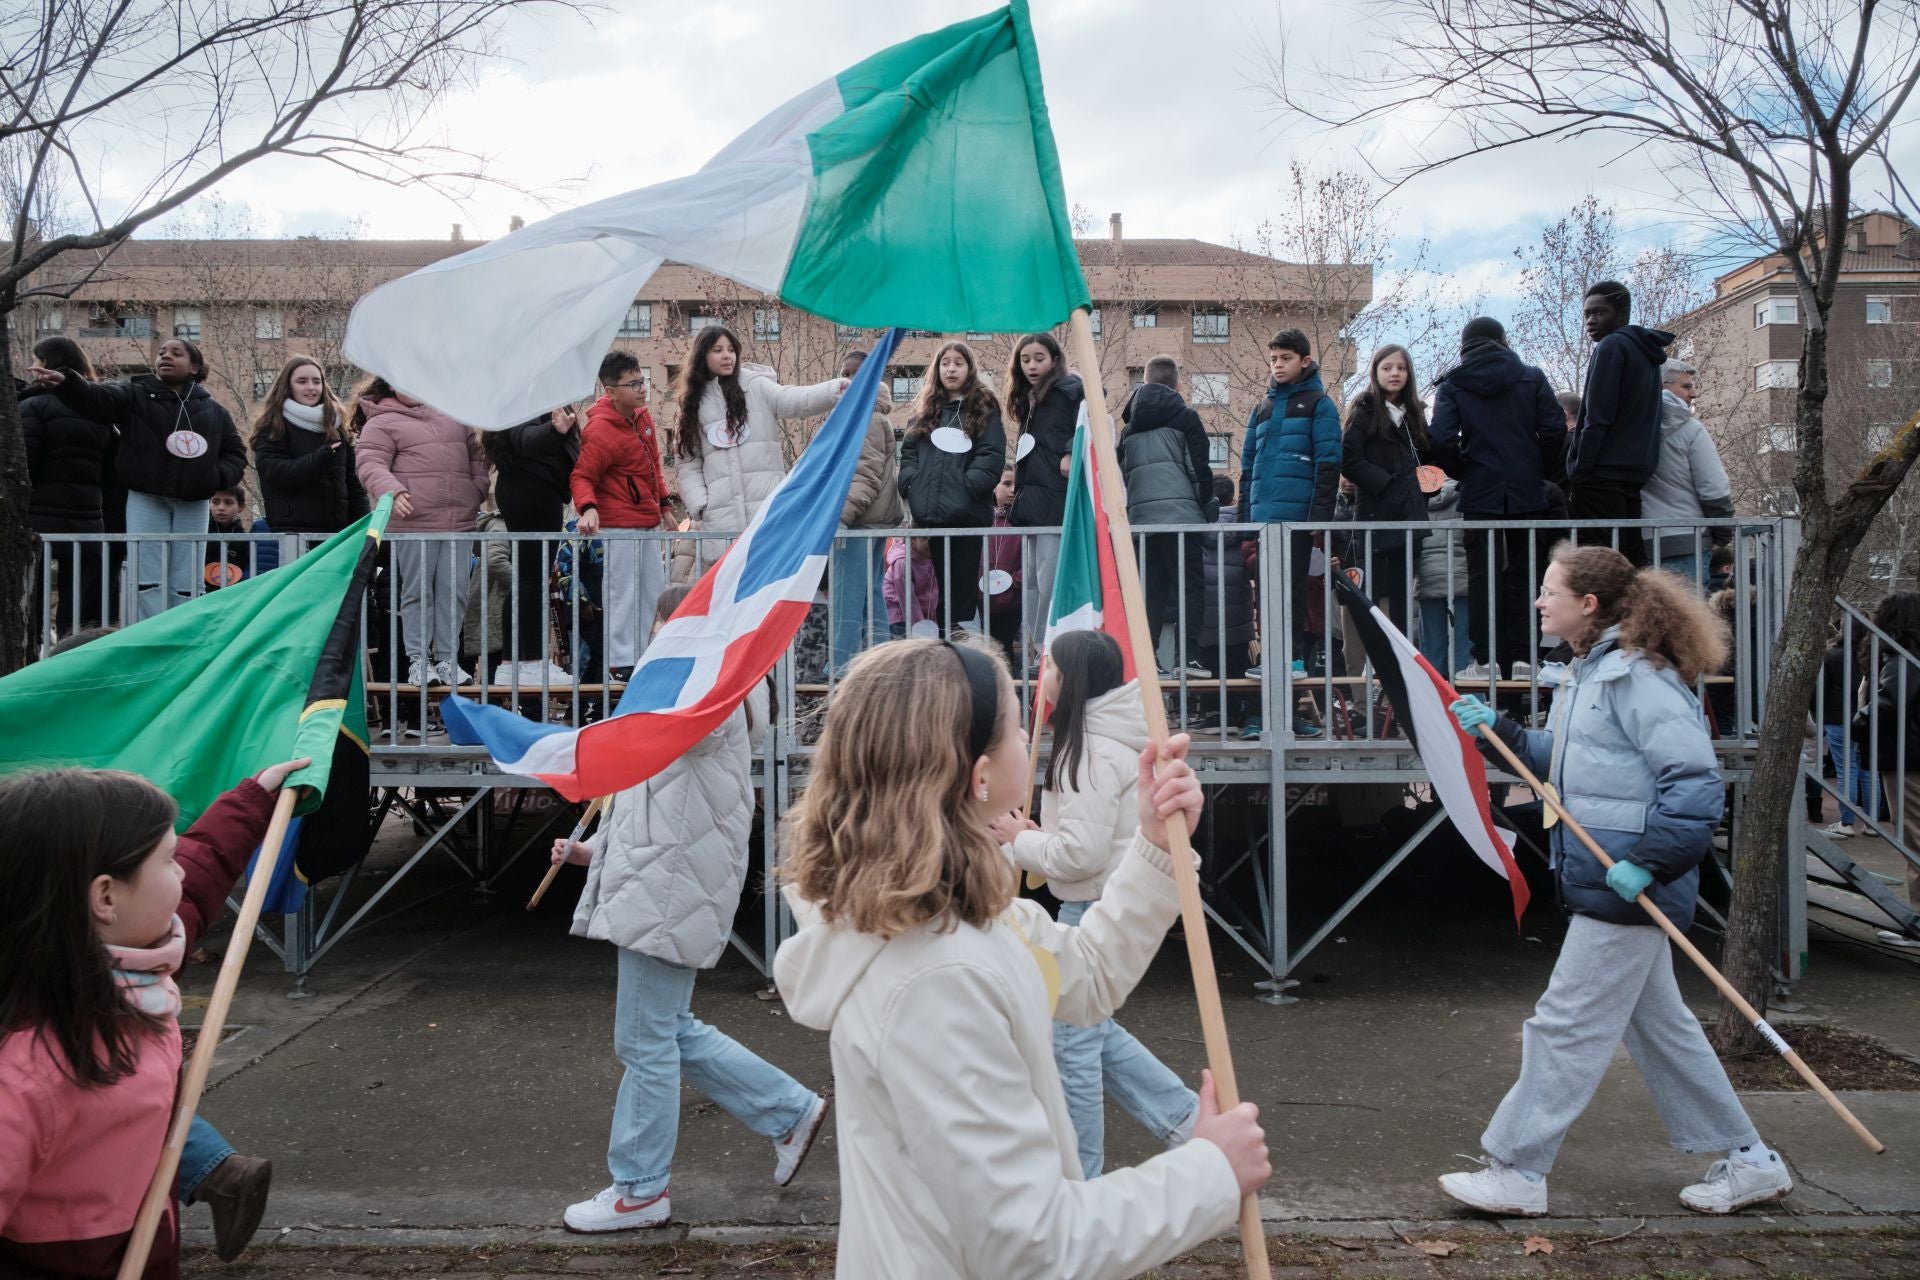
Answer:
[
  {"left": 548, "top": 585, "right": 826, "bottom": 1234},
  {"left": 991, "top": 630, "right": 1200, "bottom": 1179},
  {"left": 669, "top": 325, "right": 845, "bottom": 579}
]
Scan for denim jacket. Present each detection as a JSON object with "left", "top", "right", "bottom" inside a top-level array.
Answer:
[{"left": 1488, "top": 628, "right": 1723, "bottom": 929}]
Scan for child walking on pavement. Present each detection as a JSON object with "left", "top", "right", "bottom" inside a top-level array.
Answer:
[
  {"left": 0, "top": 757, "right": 309, "bottom": 1277},
  {"left": 989, "top": 630, "right": 1199, "bottom": 1178},
  {"left": 552, "top": 587, "right": 827, "bottom": 1232},
  {"left": 775, "top": 637, "right": 1267, "bottom": 1278},
  {"left": 1441, "top": 544, "right": 1792, "bottom": 1217}
]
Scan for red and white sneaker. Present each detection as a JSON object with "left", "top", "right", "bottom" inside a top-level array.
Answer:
[
  {"left": 772, "top": 1094, "right": 829, "bottom": 1186},
  {"left": 562, "top": 1184, "right": 671, "bottom": 1232}
]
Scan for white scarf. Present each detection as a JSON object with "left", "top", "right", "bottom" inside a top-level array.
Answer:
[
  {"left": 283, "top": 399, "right": 327, "bottom": 433},
  {"left": 1384, "top": 400, "right": 1406, "bottom": 427}
]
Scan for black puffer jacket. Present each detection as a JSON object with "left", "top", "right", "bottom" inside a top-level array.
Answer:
[
  {"left": 1118, "top": 381, "right": 1213, "bottom": 525},
  {"left": 55, "top": 374, "right": 245, "bottom": 501},
  {"left": 1200, "top": 524, "right": 1255, "bottom": 646},
  {"left": 20, "top": 382, "right": 117, "bottom": 532},
  {"left": 1009, "top": 375, "right": 1084, "bottom": 528},
  {"left": 1429, "top": 339, "right": 1566, "bottom": 516},
  {"left": 1340, "top": 391, "right": 1429, "bottom": 555},
  {"left": 254, "top": 427, "right": 369, "bottom": 533},
  {"left": 898, "top": 400, "right": 1006, "bottom": 528},
  {"left": 487, "top": 412, "right": 582, "bottom": 510}
]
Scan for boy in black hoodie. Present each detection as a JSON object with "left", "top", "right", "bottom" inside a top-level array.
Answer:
[{"left": 1570, "top": 280, "right": 1672, "bottom": 565}]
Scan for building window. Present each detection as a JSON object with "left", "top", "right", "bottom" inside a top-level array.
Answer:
[
  {"left": 251, "top": 369, "right": 274, "bottom": 398},
  {"left": 1867, "top": 359, "right": 1894, "bottom": 387},
  {"left": 170, "top": 307, "right": 201, "bottom": 340},
  {"left": 1127, "top": 366, "right": 1144, "bottom": 386},
  {"left": 36, "top": 308, "right": 63, "bottom": 334},
  {"left": 1132, "top": 306, "right": 1158, "bottom": 329},
  {"left": 752, "top": 308, "right": 781, "bottom": 342},
  {"left": 1866, "top": 296, "right": 1892, "bottom": 325},
  {"left": 688, "top": 313, "right": 719, "bottom": 333},
  {"left": 965, "top": 331, "right": 993, "bottom": 342},
  {"left": 1192, "top": 310, "right": 1230, "bottom": 344},
  {"left": 1868, "top": 423, "right": 1897, "bottom": 453},
  {"left": 115, "top": 314, "right": 152, "bottom": 339},
  {"left": 618, "top": 303, "right": 652, "bottom": 338},
  {"left": 1753, "top": 296, "right": 1797, "bottom": 327},
  {"left": 904, "top": 328, "right": 939, "bottom": 339},
  {"left": 890, "top": 366, "right": 924, "bottom": 404},
  {"left": 1755, "top": 360, "right": 1798, "bottom": 390},
  {"left": 835, "top": 324, "right": 864, "bottom": 344},
  {"left": 1870, "top": 552, "right": 1897, "bottom": 583},
  {"left": 1189, "top": 372, "right": 1230, "bottom": 407},
  {"left": 1761, "top": 487, "right": 1800, "bottom": 516},
  {"left": 254, "top": 308, "right": 283, "bottom": 340},
  {"left": 1088, "top": 308, "right": 1102, "bottom": 340},
  {"left": 1759, "top": 423, "right": 1799, "bottom": 452},
  {"left": 1207, "top": 433, "right": 1232, "bottom": 467}
]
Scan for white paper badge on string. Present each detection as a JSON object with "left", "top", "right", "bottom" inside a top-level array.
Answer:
[
  {"left": 981, "top": 568, "right": 1013, "bottom": 596},
  {"left": 1015, "top": 434, "right": 1036, "bottom": 461},
  {"left": 909, "top": 619, "right": 941, "bottom": 639},
  {"left": 931, "top": 426, "right": 971, "bottom": 454},
  {"left": 704, "top": 420, "right": 744, "bottom": 450},
  {"left": 1307, "top": 546, "right": 1328, "bottom": 577},
  {"left": 165, "top": 430, "right": 208, "bottom": 460}
]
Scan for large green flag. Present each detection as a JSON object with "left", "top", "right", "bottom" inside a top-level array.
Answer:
[{"left": 0, "top": 497, "right": 389, "bottom": 829}]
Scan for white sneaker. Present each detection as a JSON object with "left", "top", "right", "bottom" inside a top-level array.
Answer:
[
  {"left": 1438, "top": 1157, "right": 1548, "bottom": 1216},
  {"left": 1875, "top": 929, "right": 1920, "bottom": 949},
  {"left": 1818, "top": 821, "right": 1856, "bottom": 838},
  {"left": 432, "top": 661, "right": 473, "bottom": 687},
  {"left": 494, "top": 659, "right": 575, "bottom": 688},
  {"left": 404, "top": 659, "right": 431, "bottom": 687},
  {"left": 1509, "top": 661, "right": 1534, "bottom": 679},
  {"left": 1452, "top": 662, "right": 1493, "bottom": 685},
  {"left": 772, "top": 1094, "right": 829, "bottom": 1186},
  {"left": 1679, "top": 1154, "right": 1792, "bottom": 1213},
  {"left": 562, "top": 1184, "right": 670, "bottom": 1232}
]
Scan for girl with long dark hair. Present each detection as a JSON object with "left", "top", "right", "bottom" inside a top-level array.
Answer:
[
  {"left": 1003, "top": 332, "right": 1083, "bottom": 668},
  {"left": 251, "top": 356, "right": 367, "bottom": 535},
  {"left": 1340, "top": 343, "right": 1430, "bottom": 629},
  {"left": 898, "top": 341, "right": 1006, "bottom": 631},
  {"left": 1441, "top": 544, "right": 1791, "bottom": 1217}
]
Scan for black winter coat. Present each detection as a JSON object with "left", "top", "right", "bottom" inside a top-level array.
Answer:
[
  {"left": 1429, "top": 340, "right": 1566, "bottom": 516},
  {"left": 1200, "top": 528, "right": 1255, "bottom": 646},
  {"left": 55, "top": 374, "right": 245, "bottom": 502},
  {"left": 1340, "top": 392, "right": 1429, "bottom": 555},
  {"left": 898, "top": 400, "right": 1006, "bottom": 528},
  {"left": 488, "top": 413, "right": 582, "bottom": 512},
  {"left": 1118, "top": 382, "right": 1214, "bottom": 525},
  {"left": 1572, "top": 324, "right": 1673, "bottom": 486},
  {"left": 20, "top": 383, "right": 117, "bottom": 532},
  {"left": 1009, "top": 375, "right": 1084, "bottom": 528},
  {"left": 253, "top": 427, "right": 369, "bottom": 534}
]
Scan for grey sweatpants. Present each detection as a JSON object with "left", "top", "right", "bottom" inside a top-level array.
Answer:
[
  {"left": 1482, "top": 913, "right": 1760, "bottom": 1176},
  {"left": 394, "top": 537, "right": 472, "bottom": 666}
]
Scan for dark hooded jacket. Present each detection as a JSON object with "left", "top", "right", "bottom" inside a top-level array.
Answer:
[
  {"left": 253, "top": 425, "right": 369, "bottom": 534},
  {"left": 1239, "top": 364, "right": 1341, "bottom": 522},
  {"left": 1117, "top": 381, "right": 1214, "bottom": 525},
  {"left": 1429, "top": 339, "right": 1566, "bottom": 516},
  {"left": 1571, "top": 324, "right": 1674, "bottom": 486},
  {"left": 1009, "top": 374, "right": 1084, "bottom": 527},
  {"left": 54, "top": 374, "right": 246, "bottom": 502},
  {"left": 1340, "top": 390, "right": 1429, "bottom": 554},
  {"left": 20, "top": 382, "right": 117, "bottom": 532}
]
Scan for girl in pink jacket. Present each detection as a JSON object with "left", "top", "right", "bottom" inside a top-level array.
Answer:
[{"left": 353, "top": 378, "right": 492, "bottom": 686}]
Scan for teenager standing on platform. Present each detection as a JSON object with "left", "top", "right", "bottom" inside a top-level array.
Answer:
[
  {"left": 900, "top": 340, "right": 1005, "bottom": 633},
  {"left": 1005, "top": 333, "right": 1083, "bottom": 671}
]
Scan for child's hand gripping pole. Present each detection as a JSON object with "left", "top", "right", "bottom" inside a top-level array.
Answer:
[
  {"left": 1463, "top": 711, "right": 1885, "bottom": 1155},
  {"left": 527, "top": 795, "right": 609, "bottom": 911}
]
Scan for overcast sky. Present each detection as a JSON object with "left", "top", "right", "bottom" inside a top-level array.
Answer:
[{"left": 151, "top": 0, "right": 1915, "bottom": 326}]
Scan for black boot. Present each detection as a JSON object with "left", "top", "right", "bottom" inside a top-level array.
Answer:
[{"left": 194, "top": 1153, "right": 272, "bottom": 1262}]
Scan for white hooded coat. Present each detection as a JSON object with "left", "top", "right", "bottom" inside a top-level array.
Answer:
[
  {"left": 569, "top": 684, "right": 767, "bottom": 969},
  {"left": 772, "top": 837, "right": 1240, "bottom": 1279},
  {"left": 676, "top": 364, "right": 843, "bottom": 535},
  {"left": 1006, "top": 681, "right": 1150, "bottom": 902}
]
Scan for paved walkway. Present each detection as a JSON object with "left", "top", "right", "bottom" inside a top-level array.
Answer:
[{"left": 182, "top": 823, "right": 1920, "bottom": 1267}]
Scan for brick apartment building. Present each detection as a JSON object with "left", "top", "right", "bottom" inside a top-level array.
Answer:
[
  {"left": 1672, "top": 210, "right": 1920, "bottom": 585},
  {"left": 14, "top": 214, "right": 1370, "bottom": 487}
]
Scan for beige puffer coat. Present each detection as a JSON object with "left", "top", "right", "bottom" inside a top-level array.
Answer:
[
  {"left": 569, "top": 683, "right": 768, "bottom": 969},
  {"left": 354, "top": 398, "right": 490, "bottom": 533},
  {"left": 677, "top": 364, "right": 844, "bottom": 534}
]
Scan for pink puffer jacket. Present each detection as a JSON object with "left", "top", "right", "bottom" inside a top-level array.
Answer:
[{"left": 354, "top": 398, "right": 490, "bottom": 532}]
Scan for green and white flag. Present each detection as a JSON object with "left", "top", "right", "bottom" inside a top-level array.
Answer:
[{"left": 344, "top": 1, "right": 1090, "bottom": 429}]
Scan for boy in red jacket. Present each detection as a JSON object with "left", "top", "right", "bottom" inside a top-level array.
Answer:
[{"left": 570, "top": 351, "right": 669, "bottom": 682}]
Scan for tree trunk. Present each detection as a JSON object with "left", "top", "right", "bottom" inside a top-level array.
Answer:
[{"left": 0, "top": 304, "right": 38, "bottom": 676}]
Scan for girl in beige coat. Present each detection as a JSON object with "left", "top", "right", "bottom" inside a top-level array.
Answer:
[{"left": 775, "top": 637, "right": 1268, "bottom": 1279}]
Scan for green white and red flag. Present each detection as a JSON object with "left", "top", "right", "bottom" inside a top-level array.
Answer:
[{"left": 1042, "top": 407, "right": 1135, "bottom": 680}]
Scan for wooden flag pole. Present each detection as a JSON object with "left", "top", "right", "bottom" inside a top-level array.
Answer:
[
  {"left": 527, "top": 795, "right": 609, "bottom": 911},
  {"left": 1065, "top": 309, "right": 1272, "bottom": 1278},
  {"left": 1021, "top": 674, "right": 1049, "bottom": 889},
  {"left": 116, "top": 785, "right": 302, "bottom": 1280},
  {"left": 1473, "top": 724, "right": 1885, "bottom": 1154}
]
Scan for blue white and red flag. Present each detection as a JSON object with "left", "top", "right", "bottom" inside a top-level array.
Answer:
[{"left": 442, "top": 329, "right": 901, "bottom": 800}]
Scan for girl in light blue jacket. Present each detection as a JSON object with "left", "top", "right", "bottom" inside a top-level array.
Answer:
[{"left": 1439, "top": 544, "right": 1791, "bottom": 1219}]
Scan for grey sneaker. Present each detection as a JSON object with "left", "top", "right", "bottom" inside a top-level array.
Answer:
[
  {"left": 1679, "top": 1154, "right": 1792, "bottom": 1213},
  {"left": 1438, "top": 1156, "right": 1547, "bottom": 1216}
]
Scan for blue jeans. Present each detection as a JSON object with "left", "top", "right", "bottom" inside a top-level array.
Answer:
[
  {"left": 180, "top": 1114, "right": 235, "bottom": 1203},
  {"left": 829, "top": 535, "right": 890, "bottom": 676},
  {"left": 608, "top": 948, "right": 816, "bottom": 1198},
  {"left": 1661, "top": 551, "right": 1701, "bottom": 588},
  {"left": 1051, "top": 900, "right": 1198, "bottom": 1179},
  {"left": 1824, "top": 724, "right": 1878, "bottom": 826},
  {"left": 1417, "top": 596, "right": 1471, "bottom": 676}
]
